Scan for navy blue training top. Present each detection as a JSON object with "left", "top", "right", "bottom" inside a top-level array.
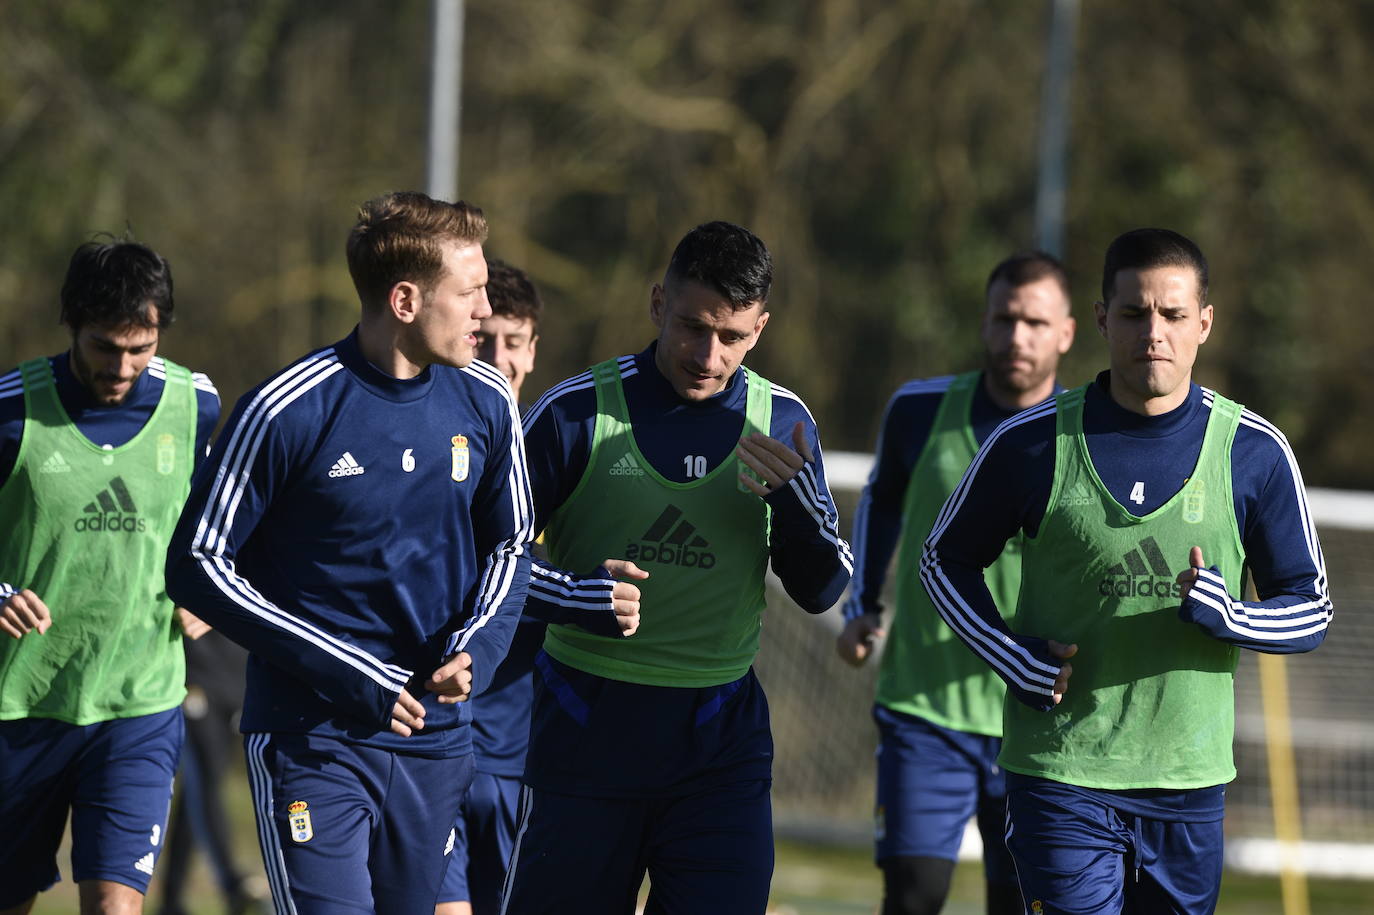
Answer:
[
  {"left": 514, "top": 344, "right": 852, "bottom": 796},
  {"left": 165, "top": 330, "right": 535, "bottom": 758}
]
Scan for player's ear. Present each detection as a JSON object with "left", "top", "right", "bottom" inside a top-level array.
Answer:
[
  {"left": 389, "top": 280, "right": 422, "bottom": 324},
  {"left": 1093, "top": 301, "right": 1109, "bottom": 338},
  {"left": 1059, "top": 315, "right": 1076, "bottom": 354},
  {"left": 1197, "top": 302, "right": 1214, "bottom": 344},
  {"left": 649, "top": 284, "right": 667, "bottom": 329},
  {"left": 747, "top": 309, "right": 770, "bottom": 350}
]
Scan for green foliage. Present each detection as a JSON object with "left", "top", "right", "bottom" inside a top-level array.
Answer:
[{"left": 1, "top": 0, "right": 1370, "bottom": 485}]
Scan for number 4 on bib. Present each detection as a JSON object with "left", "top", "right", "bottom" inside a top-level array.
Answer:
[{"left": 1130, "top": 481, "right": 1145, "bottom": 505}]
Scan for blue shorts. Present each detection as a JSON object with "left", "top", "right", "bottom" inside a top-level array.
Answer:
[
  {"left": 437, "top": 771, "right": 522, "bottom": 910},
  {"left": 244, "top": 731, "right": 472, "bottom": 915},
  {"left": 1005, "top": 774, "right": 1224, "bottom": 914},
  {"left": 0, "top": 707, "right": 183, "bottom": 907},
  {"left": 501, "top": 778, "right": 774, "bottom": 915},
  {"left": 873, "top": 706, "right": 1015, "bottom": 886}
]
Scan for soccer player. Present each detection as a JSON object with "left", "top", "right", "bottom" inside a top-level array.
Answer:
[
  {"left": 921, "top": 228, "right": 1333, "bottom": 913},
  {"left": 837, "top": 252, "right": 1075, "bottom": 915},
  {"left": 502, "top": 221, "right": 853, "bottom": 914},
  {"left": 437, "top": 259, "right": 544, "bottom": 915},
  {"left": 164, "top": 192, "right": 534, "bottom": 914},
  {"left": 0, "top": 239, "right": 220, "bottom": 914}
]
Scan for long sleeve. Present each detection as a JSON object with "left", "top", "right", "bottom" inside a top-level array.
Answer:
[
  {"left": 1178, "top": 405, "right": 1333, "bottom": 652},
  {"left": 165, "top": 376, "right": 410, "bottom": 731},
  {"left": 919, "top": 403, "right": 1066, "bottom": 711},
  {"left": 444, "top": 362, "right": 536, "bottom": 697},
  {"left": 840, "top": 382, "right": 946, "bottom": 621},
  {"left": 764, "top": 403, "right": 852, "bottom": 613}
]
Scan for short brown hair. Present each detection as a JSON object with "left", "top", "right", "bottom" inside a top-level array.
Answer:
[
  {"left": 985, "top": 251, "right": 1070, "bottom": 304},
  {"left": 485, "top": 259, "right": 543, "bottom": 333},
  {"left": 346, "top": 191, "right": 488, "bottom": 311}
]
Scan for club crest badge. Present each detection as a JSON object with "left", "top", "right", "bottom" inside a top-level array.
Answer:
[
  {"left": 451, "top": 435, "right": 469, "bottom": 482},
  {"left": 1182, "top": 478, "right": 1205, "bottom": 525},
  {"left": 287, "top": 800, "right": 313, "bottom": 843},
  {"left": 156, "top": 434, "right": 176, "bottom": 475}
]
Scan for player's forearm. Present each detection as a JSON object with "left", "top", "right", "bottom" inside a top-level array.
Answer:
[
  {"left": 166, "top": 540, "right": 409, "bottom": 729},
  {"left": 1180, "top": 568, "right": 1332, "bottom": 654},
  {"left": 445, "top": 547, "right": 532, "bottom": 697},
  {"left": 842, "top": 483, "right": 903, "bottom": 621},
  {"left": 920, "top": 541, "right": 1062, "bottom": 711},
  {"left": 524, "top": 558, "right": 626, "bottom": 637},
  {"left": 767, "top": 469, "right": 853, "bottom": 613}
]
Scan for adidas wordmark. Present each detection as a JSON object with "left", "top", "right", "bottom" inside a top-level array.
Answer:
[
  {"left": 329, "top": 452, "right": 366, "bottom": 478},
  {"left": 610, "top": 453, "right": 646, "bottom": 477}
]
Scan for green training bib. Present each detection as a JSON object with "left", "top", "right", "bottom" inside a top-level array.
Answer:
[
  {"left": 879, "top": 372, "right": 1020, "bottom": 735},
  {"left": 543, "top": 359, "right": 772, "bottom": 687},
  {"left": 0, "top": 357, "right": 196, "bottom": 724},
  {"left": 1002, "top": 386, "right": 1245, "bottom": 789}
]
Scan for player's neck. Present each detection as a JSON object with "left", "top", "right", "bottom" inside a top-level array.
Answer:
[
  {"left": 356, "top": 316, "right": 425, "bottom": 380},
  {"left": 1105, "top": 371, "right": 1192, "bottom": 417},
  {"left": 982, "top": 373, "right": 1054, "bottom": 412}
]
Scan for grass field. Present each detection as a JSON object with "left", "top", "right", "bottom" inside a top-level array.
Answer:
[{"left": 27, "top": 767, "right": 1374, "bottom": 914}]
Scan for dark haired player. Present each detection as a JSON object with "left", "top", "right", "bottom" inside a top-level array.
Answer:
[
  {"left": 838, "top": 252, "right": 1075, "bottom": 914},
  {"left": 502, "top": 221, "right": 853, "bottom": 913},
  {"left": 0, "top": 240, "right": 220, "bottom": 914},
  {"left": 437, "top": 259, "right": 544, "bottom": 915},
  {"left": 922, "top": 228, "right": 1332, "bottom": 913},
  {"left": 166, "top": 192, "right": 533, "bottom": 914}
]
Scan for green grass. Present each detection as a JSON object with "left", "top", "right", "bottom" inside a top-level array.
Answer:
[
  {"left": 27, "top": 768, "right": 1374, "bottom": 913},
  {"left": 769, "top": 840, "right": 1374, "bottom": 915}
]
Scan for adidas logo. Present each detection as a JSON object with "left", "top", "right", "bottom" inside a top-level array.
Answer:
[
  {"left": 1098, "top": 535, "right": 1183, "bottom": 599},
  {"left": 609, "top": 452, "right": 645, "bottom": 477},
  {"left": 328, "top": 452, "right": 366, "bottom": 478},
  {"left": 74, "top": 477, "right": 146, "bottom": 533},
  {"left": 1060, "top": 481, "right": 1096, "bottom": 508},
  {"left": 39, "top": 451, "right": 72, "bottom": 474},
  {"left": 624, "top": 505, "right": 716, "bottom": 569},
  {"left": 133, "top": 852, "right": 155, "bottom": 876}
]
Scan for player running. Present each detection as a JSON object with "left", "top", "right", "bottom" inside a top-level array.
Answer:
[
  {"left": 502, "top": 221, "right": 852, "bottom": 914},
  {"left": 0, "top": 239, "right": 220, "bottom": 914},
  {"left": 921, "top": 228, "right": 1332, "bottom": 913},
  {"left": 166, "top": 192, "right": 534, "bottom": 914},
  {"left": 838, "top": 252, "right": 1075, "bottom": 915}
]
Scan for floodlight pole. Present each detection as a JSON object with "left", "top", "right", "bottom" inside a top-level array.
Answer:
[
  {"left": 426, "top": 0, "right": 465, "bottom": 201},
  {"left": 1034, "top": 0, "right": 1079, "bottom": 257}
]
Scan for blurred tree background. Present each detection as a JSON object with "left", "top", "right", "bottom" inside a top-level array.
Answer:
[{"left": 2, "top": 0, "right": 1371, "bottom": 487}]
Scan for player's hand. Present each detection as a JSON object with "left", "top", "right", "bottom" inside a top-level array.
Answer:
[
  {"left": 836, "top": 614, "right": 885, "bottom": 667},
  {"left": 426, "top": 651, "right": 474, "bottom": 704},
  {"left": 602, "top": 558, "right": 648, "bottom": 637},
  {"left": 736, "top": 421, "right": 814, "bottom": 497},
  {"left": 1175, "top": 546, "right": 1206, "bottom": 601},
  {"left": 389, "top": 687, "right": 426, "bottom": 736},
  {"left": 175, "top": 607, "right": 212, "bottom": 640},
  {"left": 1, "top": 589, "right": 51, "bottom": 639},
  {"left": 1049, "top": 640, "right": 1078, "bottom": 705}
]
